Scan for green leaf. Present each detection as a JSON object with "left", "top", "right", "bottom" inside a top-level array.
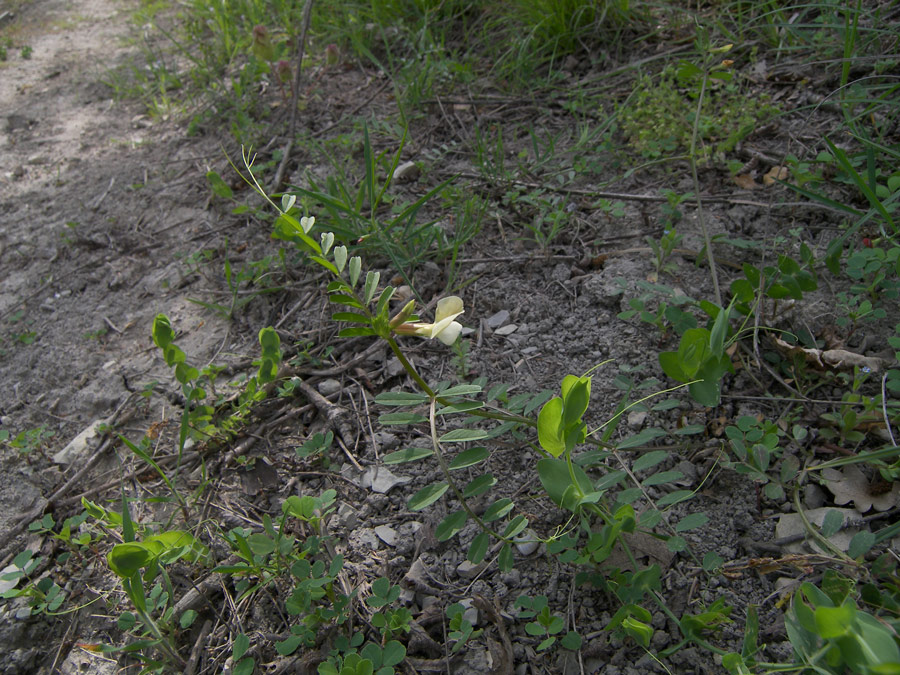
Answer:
[
  {"left": 618, "top": 427, "right": 666, "bottom": 450},
  {"left": 440, "top": 384, "right": 483, "bottom": 397},
  {"left": 233, "top": 657, "right": 255, "bottom": 675},
  {"left": 440, "top": 428, "right": 489, "bottom": 443},
  {"left": 436, "top": 401, "right": 485, "bottom": 414},
  {"left": 537, "top": 458, "right": 593, "bottom": 510},
  {"left": 703, "top": 551, "right": 723, "bottom": 571},
  {"left": 435, "top": 510, "right": 467, "bottom": 541},
  {"left": 675, "top": 513, "right": 709, "bottom": 532},
  {"left": 329, "top": 293, "right": 364, "bottom": 309},
  {"left": 349, "top": 256, "right": 362, "bottom": 287},
  {"left": 233, "top": 634, "right": 250, "bottom": 661},
  {"left": 338, "top": 327, "right": 377, "bottom": 338},
  {"left": 561, "top": 376, "right": 591, "bottom": 429},
  {"left": 678, "top": 328, "right": 711, "bottom": 377},
  {"left": 449, "top": 447, "right": 489, "bottom": 469},
  {"left": 821, "top": 509, "right": 844, "bottom": 538},
  {"left": 848, "top": 530, "right": 875, "bottom": 559},
  {"left": 382, "top": 447, "right": 432, "bottom": 464},
  {"left": 631, "top": 450, "right": 668, "bottom": 473},
  {"left": 275, "top": 635, "right": 304, "bottom": 656},
  {"left": 463, "top": 474, "right": 496, "bottom": 498},
  {"left": 407, "top": 483, "right": 449, "bottom": 511},
  {"left": 656, "top": 490, "right": 694, "bottom": 507},
  {"left": 503, "top": 515, "right": 529, "bottom": 539},
  {"left": 363, "top": 271, "right": 380, "bottom": 305},
  {"left": 467, "top": 532, "right": 490, "bottom": 564},
  {"left": 333, "top": 245, "right": 348, "bottom": 274},
  {"left": 537, "top": 397, "right": 565, "bottom": 457},
  {"left": 709, "top": 301, "right": 731, "bottom": 356},
  {"left": 375, "top": 286, "right": 395, "bottom": 317},
  {"left": 206, "top": 171, "right": 233, "bottom": 199},
  {"left": 246, "top": 533, "right": 275, "bottom": 556},
  {"left": 332, "top": 311, "right": 371, "bottom": 324},
  {"left": 374, "top": 391, "right": 429, "bottom": 406},
  {"left": 378, "top": 412, "right": 427, "bottom": 425},
  {"left": 483, "top": 498, "right": 514, "bottom": 522},
  {"left": 382, "top": 641, "right": 406, "bottom": 667},
  {"left": 498, "top": 543, "right": 513, "bottom": 572},
  {"left": 659, "top": 351, "right": 689, "bottom": 383},
  {"left": 107, "top": 542, "right": 154, "bottom": 578},
  {"left": 814, "top": 603, "right": 854, "bottom": 639},
  {"left": 666, "top": 535, "right": 687, "bottom": 552}
]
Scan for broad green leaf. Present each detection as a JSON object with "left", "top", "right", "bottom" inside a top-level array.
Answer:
[
  {"left": 467, "top": 532, "right": 490, "bottom": 564},
  {"left": 675, "top": 513, "right": 709, "bottom": 532},
  {"left": 329, "top": 293, "right": 364, "bottom": 309},
  {"left": 537, "top": 458, "right": 593, "bottom": 510},
  {"left": 436, "top": 401, "right": 485, "bottom": 414},
  {"left": 382, "top": 640, "right": 406, "bottom": 667},
  {"left": 448, "top": 447, "right": 489, "bottom": 469},
  {"left": 821, "top": 509, "right": 844, "bottom": 537},
  {"left": 666, "top": 535, "right": 687, "bottom": 552},
  {"left": 440, "top": 428, "right": 489, "bottom": 443},
  {"left": 562, "top": 376, "right": 591, "bottom": 429},
  {"left": 642, "top": 470, "right": 684, "bottom": 487},
  {"left": 338, "top": 326, "right": 377, "bottom": 338},
  {"left": 703, "top": 551, "right": 724, "bottom": 572},
  {"left": 848, "top": 530, "right": 876, "bottom": 559},
  {"left": 631, "top": 450, "right": 668, "bottom": 473},
  {"left": 483, "top": 498, "right": 514, "bottom": 522},
  {"left": 678, "top": 328, "right": 711, "bottom": 377},
  {"left": 814, "top": 603, "right": 854, "bottom": 639},
  {"left": 537, "top": 397, "right": 565, "bottom": 457},
  {"left": 440, "top": 384, "right": 483, "bottom": 397},
  {"left": 332, "top": 311, "right": 370, "bottom": 324},
  {"left": 435, "top": 510, "right": 467, "bottom": 541},
  {"left": 233, "top": 634, "right": 250, "bottom": 661},
  {"left": 463, "top": 474, "right": 496, "bottom": 498},
  {"left": 378, "top": 412, "right": 427, "bottom": 425},
  {"left": 659, "top": 351, "right": 689, "bottom": 383},
  {"left": 107, "top": 543, "right": 153, "bottom": 578},
  {"left": 408, "top": 482, "right": 449, "bottom": 511},
  {"left": 503, "top": 515, "right": 529, "bottom": 539},
  {"left": 382, "top": 447, "right": 432, "bottom": 464},
  {"left": 656, "top": 490, "right": 694, "bottom": 507},
  {"left": 618, "top": 427, "right": 666, "bottom": 450},
  {"left": 206, "top": 171, "right": 233, "bottom": 199}
]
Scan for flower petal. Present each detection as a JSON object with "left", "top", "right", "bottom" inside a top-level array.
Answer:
[
  {"left": 434, "top": 296, "right": 464, "bottom": 322},
  {"left": 436, "top": 321, "right": 462, "bottom": 345}
]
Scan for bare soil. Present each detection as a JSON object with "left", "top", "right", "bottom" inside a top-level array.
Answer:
[{"left": 0, "top": 1, "right": 897, "bottom": 674}]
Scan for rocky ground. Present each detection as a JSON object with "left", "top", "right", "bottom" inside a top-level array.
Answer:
[{"left": 1, "top": 1, "right": 897, "bottom": 673}]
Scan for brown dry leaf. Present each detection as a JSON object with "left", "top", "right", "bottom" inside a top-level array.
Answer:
[
  {"left": 769, "top": 335, "right": 885, "bottom": 372},
  {"left": 763, "top": 166, "right": 790, "bottom": 185},
  {"left": 822, "top": 465, "right": 900, "bottom": 513},
  {"left": 733, "top": 173, "right": 760, "bottom": 190}
]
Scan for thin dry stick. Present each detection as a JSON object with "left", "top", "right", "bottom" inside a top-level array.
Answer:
[{"left": 270, "top": 0, "right": 314, "bottom": 193}]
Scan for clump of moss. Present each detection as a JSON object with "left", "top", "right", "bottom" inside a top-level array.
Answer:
[{"left": 618, "top": 64, "right": 778, "bottom": 163}]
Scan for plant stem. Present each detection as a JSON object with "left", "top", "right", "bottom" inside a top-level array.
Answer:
[
  {"left": 385, "top": 337, "right": 533, "bottom": 426},
  {"left": 428, "top": 399, "right": 507, "bottom": 542},
  {"left": 689, "top": 67, "right": 721, "bottom": 306}
]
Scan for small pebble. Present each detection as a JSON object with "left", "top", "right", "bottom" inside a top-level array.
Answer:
[
  {"left": 317, "top": 378, "right": 342, "bottom": 396},
  {"left": 485, "top": 310, "right": 510, "bottom": 329}
]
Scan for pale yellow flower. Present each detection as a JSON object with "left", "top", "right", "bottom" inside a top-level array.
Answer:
[{"left": 395, "top": 296, "right": 464, "bottom": 345}]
